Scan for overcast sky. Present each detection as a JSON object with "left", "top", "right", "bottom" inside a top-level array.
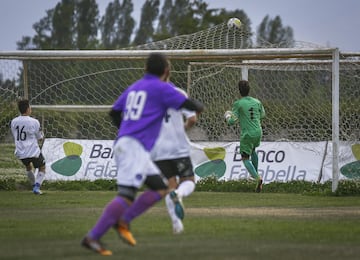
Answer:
[{"left": 0, "top": 0, "right": 359, "bottom": 52}]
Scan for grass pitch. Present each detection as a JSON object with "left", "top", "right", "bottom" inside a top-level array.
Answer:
[{"left": 0, "top": 191, "right": 359, "bottom": 260}]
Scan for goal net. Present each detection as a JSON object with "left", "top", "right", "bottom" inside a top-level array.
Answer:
[{"left": 1, "top": 21, "right": 359, "bottom": 191}]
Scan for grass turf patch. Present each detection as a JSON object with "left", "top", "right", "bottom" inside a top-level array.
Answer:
[{"left": 0, "top": 191, "right": 359, "bottom": 260}]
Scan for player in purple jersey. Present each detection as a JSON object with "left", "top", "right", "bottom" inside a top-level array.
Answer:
[{"left": 81, "top": 53, "right": 204, "bottom": 256}]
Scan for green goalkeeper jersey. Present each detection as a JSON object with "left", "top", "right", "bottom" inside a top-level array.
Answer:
[{"left": 228, "top": 96, "right": 265, "bottom": 137}]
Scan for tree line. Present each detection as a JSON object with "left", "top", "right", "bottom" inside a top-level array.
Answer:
[
  {"left": 16, "top": 0, "right": 294, "bottom": 50},
  {"left": 0, "top": 0, "right": 296, "bottom": 142}
]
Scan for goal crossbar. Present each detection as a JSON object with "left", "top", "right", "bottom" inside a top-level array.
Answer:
[{"left": 0, "top": 48, "right": 337, "bottom": 60}]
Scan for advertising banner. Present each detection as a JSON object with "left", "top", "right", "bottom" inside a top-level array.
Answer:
[
  {"left": 42, "top": 138, "right": 358, "bottom": 182},
  {"left": 190, "top": 141, "right": 326, "bottom": 183}
]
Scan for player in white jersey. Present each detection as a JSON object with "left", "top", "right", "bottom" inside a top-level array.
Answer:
[
  {"left": 151, "top": 87, "right": 196, "bottom": 160},
  {"left": 151, "top": 74, "right": 197, "bottom": 234},
  {"left": 10, "top": 99, "right": 46, "bottom": 195}
]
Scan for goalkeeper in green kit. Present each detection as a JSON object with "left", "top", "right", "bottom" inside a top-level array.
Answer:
[{"left": 224, "top": 80, "right": 265, "bottom": 192}]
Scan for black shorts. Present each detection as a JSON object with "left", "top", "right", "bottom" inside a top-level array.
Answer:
[
  {"left": 155, "top": 157, "right": 194, "bottom": 180},
  {"left": 144, "top": 175, "right": 168, "bottom": 191},
  {"left": 117, "top": 174, "right": 168, "bottom": 201},
  {"left": 20, "top": 153, "right": 46, "bottom": 169}
]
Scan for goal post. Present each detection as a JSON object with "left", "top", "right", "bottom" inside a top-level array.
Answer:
[
  {"left": 0, "top": 48, "right": 359, "bottom": 192},
  {"left": 331, "top": 49, "right": 340, "bottom": 192}
]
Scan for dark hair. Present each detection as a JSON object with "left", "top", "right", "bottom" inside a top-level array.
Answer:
[
  {"left": 146, "top": 53, "right": 169, "bottom": 76},
  {"left": 238, "top": 80, "right": 250, "bottom": 96},
  {"left": 18, "top": 99, "right": 30, "bottom": 114}
]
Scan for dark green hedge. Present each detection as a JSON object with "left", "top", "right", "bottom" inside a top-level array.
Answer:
[{"left": 1, "top": 176, "right": 359, "bottom": 196}]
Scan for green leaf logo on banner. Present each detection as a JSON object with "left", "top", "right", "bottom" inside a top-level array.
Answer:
[
  {"left": 51, "top": 142, "right": 83, "bottom": 176},
  {"left": 340, "top": 144, "right": 360, "bottom": 179},
  {"left": 351, "top": 144, "right": 360, "bottom": 160},
  {"left": 195, "top": 147, "right": 227, "bottom": 179}
]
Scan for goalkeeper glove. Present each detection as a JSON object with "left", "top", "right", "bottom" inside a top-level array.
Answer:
[{"left": 224, "top": 111, "right": 233, "bottom": 121}]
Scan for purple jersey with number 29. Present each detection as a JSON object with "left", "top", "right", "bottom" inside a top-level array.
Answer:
[{"left": 112, "top": 74, "right": 187, "bottom": 151}]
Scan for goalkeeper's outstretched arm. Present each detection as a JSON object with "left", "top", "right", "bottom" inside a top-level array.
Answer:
[{"left": 224, "top": 110, "right": 238, "bottom": 125}]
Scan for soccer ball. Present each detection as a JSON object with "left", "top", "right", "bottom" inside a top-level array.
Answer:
[{"left": 227, "top": 18, "right": 242, "bottom": 29}]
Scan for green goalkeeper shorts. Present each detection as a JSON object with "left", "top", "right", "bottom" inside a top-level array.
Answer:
[{"left": 240, "top": 134, "right": 261, "bottom": 156}]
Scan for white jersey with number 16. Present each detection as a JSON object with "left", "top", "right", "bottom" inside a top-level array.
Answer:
[{"left": 10, "top": 115, "right": 43, "bottom": 159}]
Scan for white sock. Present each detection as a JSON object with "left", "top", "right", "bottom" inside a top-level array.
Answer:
[
  {"left": 165, "top": 194, "right": 178, "bottom": 223},
  {"left": 35, "top": 171, "right": 45, "bottom": 186},
  {"left": 26, "top": 171, "right": 35, "bottom": 185},
  {"left": 165, "top": 194, "right": 184, "bottom": 233},
  {"left": 176, "top": 180, "right": 195, "bottom": 198}
]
